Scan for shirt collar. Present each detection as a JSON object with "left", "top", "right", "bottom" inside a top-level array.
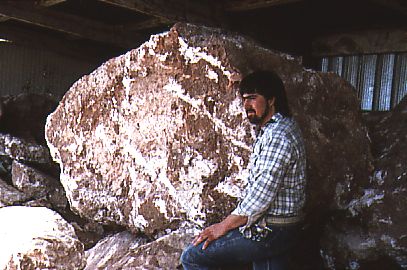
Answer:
[
  {"left": 256, "top": 112, "right": 283, "bottom": 136},
  {"left": 266, "top": 112, "right": 283, "bottom": 126}
]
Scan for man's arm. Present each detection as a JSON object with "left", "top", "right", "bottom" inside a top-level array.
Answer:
[{"left": 192, "top": 214, "right": 248, "bottom": 250}]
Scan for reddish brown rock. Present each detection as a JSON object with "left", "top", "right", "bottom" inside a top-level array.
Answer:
[
  {"left": 85, "top": 227, "right": 194, "bottom": 270},
  {"left": 0, "top": 177, "right": 29, "bottom": 206},
  {"left": 46, "top": 24, "right": 254, "bottom": 235},
  {"left": 11, "top": 161, "right": 67, "bottom": 209},
  {"left": 320, "top": 96, "right": 407, "bottom": 269},
  {"left": 0, "top": 206, "right": 85, "bottom": 269},
  {"left": 45, "top": 22, "right": 372, "bottom": 260},
  {"left": 84, "top": 231, "right": 148, "bottom": 270},
  {"left": 0, "top": 133, "right": 52, "bottom": 164}
]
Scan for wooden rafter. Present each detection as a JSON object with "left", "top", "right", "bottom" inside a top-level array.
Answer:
[
  {"left": 97, "top": 0, "right": 225, "bottom": 26},
  {"left": 312, "top": 28, "right": 407, "bottom": 56},
  {"left": 0, "top": 24, "right": 114, "bottom": 62},
  {"left": 368, "top": 0, "right": 407, "bottom": 16},
  {"left": 118, "top": 17, "right": 171, "bottom": 32},
  {"left": 0, "top": 15, "right": 9, "bottom": 22},
  {"left": 225, "top": 0, "right": 302, "bottom": 11},
  {"left": 0, "top": 0, "right": 66, "bottom": 22},
  {"left": 38, "top": 0, "right": 67, "bottom": 7},
  {"left": 0, "top": 1, "right": 140, "bottom": 48}
]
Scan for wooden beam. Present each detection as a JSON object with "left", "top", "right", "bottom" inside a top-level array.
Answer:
[
  {"left": 39, "top": 0, "right": 67, "bottom": 7},
  {"left": 368, "top": 0, "right": 407, "bottom": 16},
  {"left": 0, "top": 0, "right": 65, "bottom": 23},
  {"left": 312, "top": 29, "right": 407, "bottom": 56},
  {"left": 0, "top": 1, "right": 138, "bottom": 48},
  {"left": 0, "top": 15, "right": 9, "bottom": 22},
  {"left": 0, "top": 24, "right": 120, "bottom": 63},
  {"left": 225, "top": 0, "right": 302, "bottom": 11},
  {"left": 98, "top": 0, "right": 225, "bottom": 26},
  {"left": 118, "top": 17, "right": 171, "bottom": 32}
]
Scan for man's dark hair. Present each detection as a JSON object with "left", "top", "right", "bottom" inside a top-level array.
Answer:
[{"left": 239, "top": 70, "right": 291, "bottom": 117}]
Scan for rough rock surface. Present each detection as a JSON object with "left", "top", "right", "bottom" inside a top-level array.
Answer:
[
  {"left": 45, "top": 23, "right": 372, "bottom": 242},
  {"left": 85, "top": 227, "right": 195, "bottom": 269},
  {"left": 46, "top": 24, "right": 255, "bottom": 235},
  {"left": 84, "top": 231, "right": 148, "bottom": 270},
  {"left": 11, "top": 160, "right": 67, "bottom": 208},
  {"left": 320, "top": 96, "right": 407, "bottom": 269},
  {"left": 0, "top": 206, "right": 85, "bottom": 270},
  {"left": 0, "top": 133, "right": 52, "bottom": 164},
  {"left": 0, "top": 177, "right": 28, "bottom": 205}
]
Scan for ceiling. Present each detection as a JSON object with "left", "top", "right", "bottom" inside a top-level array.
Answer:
[{"left": 0, "top": 0, "right": 406, "bottom": 68}]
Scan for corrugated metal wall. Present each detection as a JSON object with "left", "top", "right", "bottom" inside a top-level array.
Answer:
[
  {"left": 0, "top": 42, "right": 97, "bottom": 99},
  {"left": 321, "top": 53, "right": 407, "bottom": 111}
]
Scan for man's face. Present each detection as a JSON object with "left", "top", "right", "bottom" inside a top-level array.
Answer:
[{"left": 242, "top": 93, "right": 274, "bottom": 125}]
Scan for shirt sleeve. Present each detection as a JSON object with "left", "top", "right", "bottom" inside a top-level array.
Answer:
[{"left": 232, "top": 132, "right": 292, "bottom": 224}]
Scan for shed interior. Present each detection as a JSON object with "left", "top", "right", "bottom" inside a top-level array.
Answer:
[{"left": 0, "top": 0, "right": 406, "bottom": 109}]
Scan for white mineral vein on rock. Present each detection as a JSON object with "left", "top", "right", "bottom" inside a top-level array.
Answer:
[{"left": 45, "top": 26, "right": 251, "bottom": 235}]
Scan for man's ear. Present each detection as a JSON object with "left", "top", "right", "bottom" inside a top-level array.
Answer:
[{"left": 268, "top": 97, "right": 275, "bottom": 107}]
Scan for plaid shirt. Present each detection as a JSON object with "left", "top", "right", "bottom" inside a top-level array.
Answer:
[{"left": 232, "top": 113, "right": 306, "bottom": 226}]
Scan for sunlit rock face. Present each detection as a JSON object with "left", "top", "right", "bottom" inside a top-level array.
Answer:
[
  {"left": 0, "top": 206, "right": 85, "bottom": 270},
  {"left": 85, "top": 227, "right": 195, "bottom": 270},
  {"left": 84, "top": 231, "right": 148, "bottom": 270},
  {"left": 0, "top": 177, "right": 28, "bottom": 206},
  {"left": 45, "top": 22, "right": 372, "bottom": 242},
  {"left": 45, "top": 24, "right": 253, "bottom": 236},
  {"left": 11, "top": 161, "right": 67, "bottom": 209},
  {"left": 320, "top": 96, "right": 407, "bottom": 269},
  {"left": 0, "top": 133, "right": 52, "bottom": 164}
]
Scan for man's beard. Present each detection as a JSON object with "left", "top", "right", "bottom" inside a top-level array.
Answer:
[{"left": 246, "top": 106, "right": 270, "bottom": 125}]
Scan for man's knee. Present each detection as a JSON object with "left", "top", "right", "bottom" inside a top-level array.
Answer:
[
  {"left": 181, "top": 244, "right": 201, "bottom": 266},
  {"left": 180, "top": 245, "right": 192, "bottom": 265}
]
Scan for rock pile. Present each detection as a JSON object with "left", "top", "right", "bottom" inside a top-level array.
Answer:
[
  {"left": 0, "top": 94, "right": 65, "bottom": 210},
  {"left": 0, "top": 93, "right": 104, "bottom": 269},
  {"left": 45, "top": 22, "right": 374, "bottom": 269},
  {"left": 1, "top": 23, "right": 405, "bottom": 270},
  {"left": 320, "top": 96, "right": 407, "bottom": 269},
  {"left": 0, "top": 206, "right": 85, "bottom": 269}
]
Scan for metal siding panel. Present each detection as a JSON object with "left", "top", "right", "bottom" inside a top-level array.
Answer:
[
  {"left": 392, "top": 53, "right": 407, "bottom": 107},
  {"left": 342, "top": 55, "right": 359, "bottom": 88},
  {"left": 377, "top": 54, "right": 395, "bottom": 111},
  {"left": 327, "top": 56, "right": 343, "bottom": 76},
  {"left": 359, "top": 55, "right": 377, "bottom": 111},
  {"left": 320, "top": 52, "right": 406, "bottom": 111},
  {"left": 333, "top": 56, "right": 343, "bottom": 76},
  {"left": 0, "top": 43, "right": 95, "bottom": 98},
  {"left": 321, "top": 57, "right": 329, "bottom": 72}
]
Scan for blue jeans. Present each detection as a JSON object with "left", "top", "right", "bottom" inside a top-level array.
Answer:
[{"left": 180, "top": 223, "right": 301, "bottom": 270}]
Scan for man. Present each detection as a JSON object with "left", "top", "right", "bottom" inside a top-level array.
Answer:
[{"left": 181, "top": 70, "right": 306, "bottom": 270}]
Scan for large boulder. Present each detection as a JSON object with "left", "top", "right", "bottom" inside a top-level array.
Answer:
[
  {"left": 320, "top": 96, "right": 407, "bottom": 269},
  {"left": 46, "top": 24, "right": 254, "bottom": 235},
  {"left": 0, "top": 206, "right": 85, "bottom": 269},
  {"left": 45, "top": 23, "right": 372, "bottom": 238}
]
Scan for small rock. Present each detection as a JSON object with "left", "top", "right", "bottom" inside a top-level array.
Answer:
[{"left": 0, "top": 206, "right": 85, "bottom": 269}]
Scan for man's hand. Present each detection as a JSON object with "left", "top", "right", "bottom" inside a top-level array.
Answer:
[
  {"left": 192, "top": 223, "right": 227, "bottom": 250},
  {"left": 191, "top": 214, "right": 248, "bottom": 250}
]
